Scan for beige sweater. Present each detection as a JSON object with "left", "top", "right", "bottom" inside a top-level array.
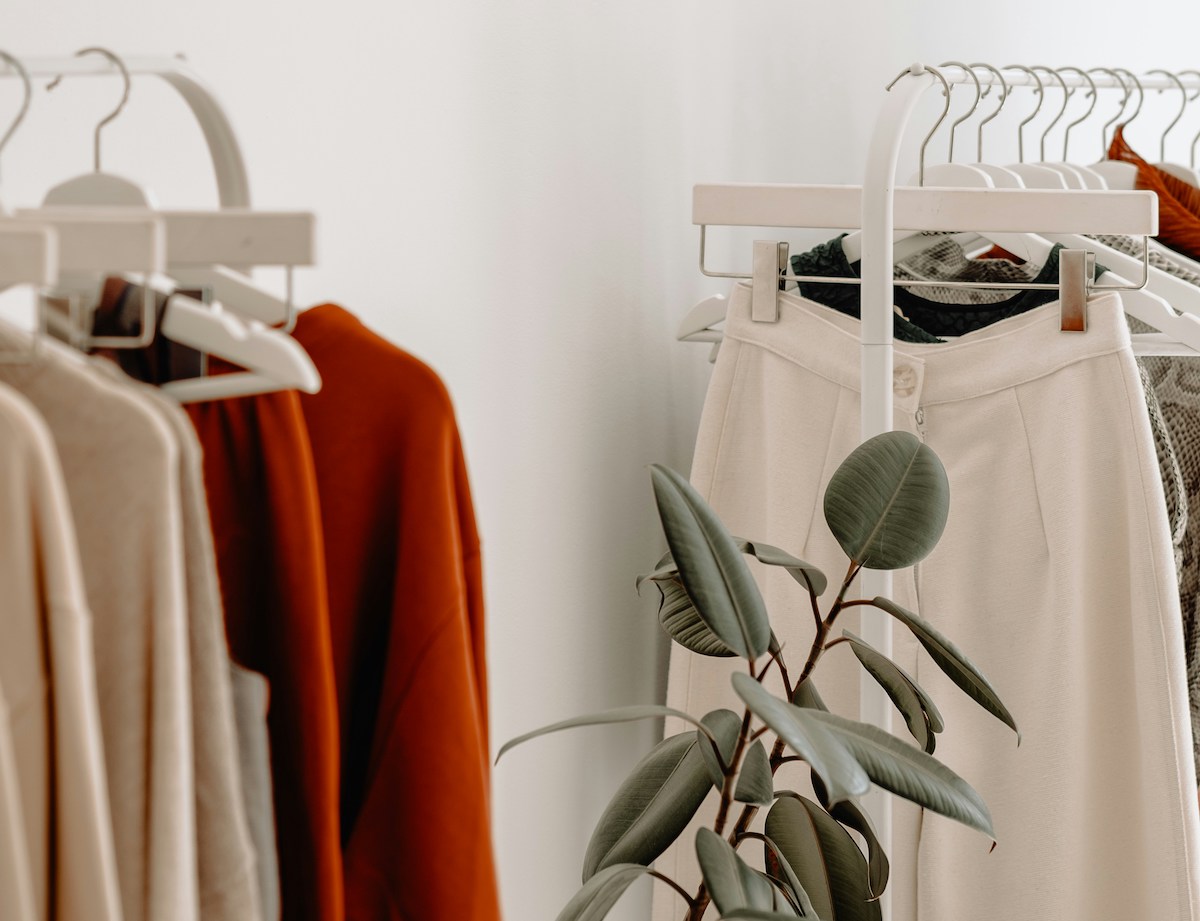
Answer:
[
  {"left": 0, "top": 380, "right": 122, "bottom": 921},
  {"left": 0, "top": 334, "right": 198, "bottom": 921},
  {"left": 91, "top": 359, "right": 265, "bottom": 921}
]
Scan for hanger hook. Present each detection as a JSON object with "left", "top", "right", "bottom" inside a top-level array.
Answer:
[
  {"left": 914, "top": 65, "right": 952, "bottom": 187},
  {"left": 46, "top": 47, "right": 131, "bottom": 173},
  {"left": 1146, "top": 69, "right": 1188, "bottom": 162},
  {"left": 0, "top": 52, "right": 32, "bottom": 182},
  {"left": 1003, "top": 65, "right": 1045, "bottom": 163},
  {"left": 969, "top": 62, "right": 1009, "bottom": 162},
  {"left": 1089, "top": 67, "right": 1131, "bottom": 154},
  {"left": 1113, "top": 67, "right": 1145, "bottom": 133},
  {"left": 1030, "top": 66, "right": 1070, "bottom": 161},
  {"left": 939, "top": 62, "right": 982, "bottom": 163},
  {"left": 1056, "top": 66, "right": 1097, "bottom": 161},
  {"left": 1180, "top": 70, "right": 1200, "bottom": 168}
]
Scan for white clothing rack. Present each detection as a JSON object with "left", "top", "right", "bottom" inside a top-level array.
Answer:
[
  {"left": 1, "top": 55, "right": 251, "bottom": 207},
  {"left": 694, "top": 62, "right": 1165, "bottom": 920}
]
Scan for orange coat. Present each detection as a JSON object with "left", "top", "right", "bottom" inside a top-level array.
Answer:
[{"left": 292, "top": 305, "right": 499, "bottom": 921}]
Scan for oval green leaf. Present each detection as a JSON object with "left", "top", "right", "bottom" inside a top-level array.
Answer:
[
  {"left": 735, "top": 739, "right": 774, "bottom": 805},
  {"left": 650, "top": 465, "right": 771, "bottom": 659},
  {"left": 804, "top": 710, "right": 993, "bottom": 837},
  {"left": 822, "top": 431, "right": 949, "bottom": 570},
  {"left": 842, "top": 631, "right": 943, "bottom": 753},
  {"left": 762, "top": 833, "right": 821, "bottom": 919},
  {"left": 699, "top": 709, "right": 743, "bottom": 789},
  {"left": 732, "top": 672, "right": 869, "bottom": 805},
  {"left": 766, "top": 795, "right": 880, "bottom": 921},
  {"left": 582, "top": 732, "right": 714, "bottom": 880},
  {"left": 695, "top": 827, "right": 793, "bottom": 915},
  {"left": 870, "top": 597, "right": 1018, "bottom": 739},
  {"left": 657, "top": 576, "right": 738, "bottom": 657},
  {"left": 792, "top": 679, "right": 829, "bottom": 712},
  {"left": 640, "top": 540, "right": 828, "bottom": 598},
  {"left": 722, "top": 911, "right": 812, "bottom": 921},
  {"left": 810, "top": 775, "right": 890, "bottom": 900},
  {"left": 496, "top": 704, "right": 724, "bottom": 764},
  {"left": 554, "top": 864, "right": 652, "bottom": 921}
]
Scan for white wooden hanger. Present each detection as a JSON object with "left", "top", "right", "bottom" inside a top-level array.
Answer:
[
  {"left": 1088, "top": 68, "right": 1139, "bottom": 191},
  {"left": 1146, "top": 70, "right": 1200, "bottom": 187},
  {"left": 30, "top": 47, "right": 319, "bottom": 398}
]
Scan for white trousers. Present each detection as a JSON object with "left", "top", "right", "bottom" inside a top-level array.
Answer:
[{"left": 651, "top": 284, "right": 1200, "bottom": 921}]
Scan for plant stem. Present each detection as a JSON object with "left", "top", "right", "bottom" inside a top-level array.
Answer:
[
  {"left": 648, "top": 870, "right": 696, "bottom": 910},
  {"left": 713, "top": 707, "right": 753, "bottom": 835}
]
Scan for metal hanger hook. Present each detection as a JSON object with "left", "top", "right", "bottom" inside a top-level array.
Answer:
[
  {"left": 1146, "top": 69, "right": 1188, "bottom": 162},
  {"left": 1090, "top": 67, "right": 1131, "bottom": 154},
  {"left": 1056, "top": 67, "right": 1097, "bottom": 161},
  {"left": 46, "top": 47, "right": 132, "bottom": 173},
  {"left": 1113, "top": 67, "right": 1145, "bottom": 132},
  {"left": 1030, "top": 66, "right": 1070, "bottom": 161},
  {"left": 939, "top": 61, "right": 982, "bottom": 163},
  {"left": 915, "top": 65, "right": 953, "bottom": 186},
  {"left": 969, "top": 63, "right": 1009, "bottom": 161},
  {"left": 1180, "top": 70, "right": 1200, "bottom": 168},
  {"left": 1003, "top": 65, "right": 1045, "bottom": 162},
  {"left": 0, "top": 52, "right": 32, "bottom": 182}
]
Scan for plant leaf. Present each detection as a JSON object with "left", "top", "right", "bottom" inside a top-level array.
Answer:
[
  {"left": 810, "top": 775, "right": 890, "bottom": 900},
  {"left": 695, "top": 828, "right": 791, "bottom": 915},
  {"left": 762, "top": 833, "right": 822, "bottom": 919},
  {"left": 735, "top": 739, "right": 774, "bottom": 805},
  {"left": 698, "top": 709, "right": 743, "bottom": 790},
  {"left": 722, "top": 911, "right": 812, "bottom": 921},
  {"left": 497, "top": 704, "right": 724, "bottom": 764},
  {"left": 792, "top": 679, "right": 829, "bottom": 711},
  {"left": 731, "top": 672, "right": 869, "bottom": 805},
  {"left": 729, "top": 671, "right": 864, "bottom": 805},
  {"left": 822, "top": 431, "right": 949, "bottom": 571},
  {"left": 554, "top": 864, "right": 652, "bottom": 921},
  {"left": 804, "top": 710, "right": 993, "bottom": 837},
  {"left": 639, "top": 539, "right": 828, "bottom": 598},
  {"left": 842, "top": 631, "right": 943, "bottom": 752},
  {"left": 869, "top": 597, "right": 1018, "bottom": 739},
  {"left": 657, "top": 577, "right": 738, "bottom": 657},
  {"left": 650, "top": 465, "right": 771, "bottom": 659},
  {"left": 582, "top": 732, "right": 713, "bottom": 880},
  {"left": 767, "top": 796, "right": 880, "bottom": 921}
]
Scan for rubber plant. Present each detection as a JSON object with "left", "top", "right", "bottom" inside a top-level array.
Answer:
[{"left": 498, "top": 431, "right": 1018, "bottom": 920}]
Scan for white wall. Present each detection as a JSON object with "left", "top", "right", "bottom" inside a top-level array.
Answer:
[{"left": 3, "top": 2, "right": 1200, "bottom": 919}]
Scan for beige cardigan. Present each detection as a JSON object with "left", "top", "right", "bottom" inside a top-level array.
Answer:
[
  {"left": 0, "top": 336, "right": 198, "bottom": 921},
  {"left": 0, "top": 381, "right": 122, "bottom": 921}
]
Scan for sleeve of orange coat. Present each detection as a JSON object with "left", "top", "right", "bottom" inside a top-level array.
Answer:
[{"left": 342, "top": 414, "right": 500, "bottom": 921}]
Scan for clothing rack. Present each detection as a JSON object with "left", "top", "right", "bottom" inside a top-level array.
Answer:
[
  {"left": 693, "top": 62, "right": 1179, "bottom": 920},
  {"left": 1, "top": 55, "right": 250, "bottom": 207}
]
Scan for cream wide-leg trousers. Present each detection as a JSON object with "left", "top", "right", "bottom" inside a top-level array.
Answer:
[{"left": 650, "top": 283, "right": 1200, "bottom": 921}]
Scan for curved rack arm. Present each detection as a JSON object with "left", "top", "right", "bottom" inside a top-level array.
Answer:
[{"left": 2, "top": 55, "right": 250, "bottom": 207}]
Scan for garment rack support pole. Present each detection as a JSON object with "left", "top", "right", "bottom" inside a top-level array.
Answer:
[{"left": 857, "top": 64, "right": 938, "bottom": 921}]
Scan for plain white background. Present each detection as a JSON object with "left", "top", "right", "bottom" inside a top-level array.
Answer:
[{"left": 2, "top": 2, "right": 1200, "bottom": 919}]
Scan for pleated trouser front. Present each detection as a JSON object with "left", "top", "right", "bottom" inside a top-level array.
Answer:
[{"left": 651, "top": 283, "right": 1200, "bottom": 921}]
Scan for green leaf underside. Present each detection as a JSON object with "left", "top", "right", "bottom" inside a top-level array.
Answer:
[
  {"left": 810, "top": 775, "right": 890, "bottom": 900},
  {"left": 762, "top": 834, "right": 822, "bottom": 918},
  {"left": 722, "top": 911, "right": 814, "bottom": 921},
  {"left": 496, "top": 704, "right": 724, "bottom": 764},
  {"left": 695, "top": 828, "right": 796, "bottom": 916},
  {"left": 554, "top": 864, "right": 652, "bottom": 921},
  {"left": 650, "top": 465, "right": 771, "bottom": 659},
  {"left": 735, "top": 739, "right": 775, "bottom": 805},
  {"left": 803, "top": 710, "right": 994, "bottom": 837},
  {"left": 699, "top": 709, "right": 744, "bottom": 789},
  {"left": 582, "top": 732, "right": 713, "bottom": 880},
  {"left": 658, "top": 577, "right": 738, "bottom": 657},
  {"left": 823, "top": 431, "right": 950, "bottom": 571},
  {"left": 732, "top": 672, "right": 870, "bottom": 805},
  {"left": 843, "top": 631, "right": 943, "bottom": 752},
  {"left": 767, "top": 795, "right": 880, "bottom": 921},
  {"left": 640, "top": 539, "right": 828, "bottom": 598},
  {"left": 870, "top": 597, "right": 1018, "bottom": 739}
]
